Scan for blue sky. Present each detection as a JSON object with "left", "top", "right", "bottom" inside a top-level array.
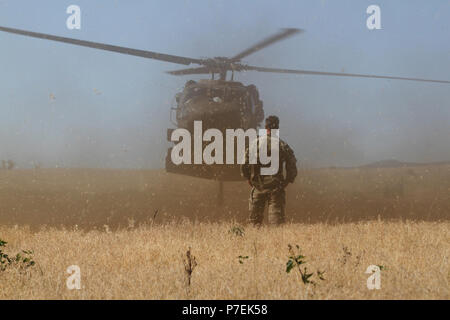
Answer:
[{"left": 0, "top": 0, "right": 449, "bottom": 168}]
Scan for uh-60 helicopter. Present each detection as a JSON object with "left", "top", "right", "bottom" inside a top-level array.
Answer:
[{"left": 1, "top": 26, "right": 450, "bottom": 202}]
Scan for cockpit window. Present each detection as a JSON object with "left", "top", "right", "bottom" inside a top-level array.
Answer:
[
  {"left": 182, "top": 86, "right": 246, "bottom": 104},
  {"left": 183, "top": 86, "right": 206, "bottom": 102}
]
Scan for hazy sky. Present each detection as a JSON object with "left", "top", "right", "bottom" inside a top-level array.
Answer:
[{"left": 0, "top": 0, "right": 449, "bottom": 168}]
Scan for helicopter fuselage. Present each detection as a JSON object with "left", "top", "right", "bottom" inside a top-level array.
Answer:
[{"left": 165, "top": 79, "right": 264, "bottom": 181}]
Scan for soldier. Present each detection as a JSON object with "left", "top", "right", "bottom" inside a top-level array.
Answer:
[{"left": 240, "top": 116, "right": 297, "bottom": 225}]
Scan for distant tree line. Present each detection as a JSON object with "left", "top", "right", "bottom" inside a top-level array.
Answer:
[{"left": 1, "top": 160, "right": 15, "bottom": 170}]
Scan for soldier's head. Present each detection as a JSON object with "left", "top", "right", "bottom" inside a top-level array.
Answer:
[
  {"left": 185, "top": 80, "right": 196, "bottom": 88},
  {"left": 265, "top": 115, "right": 279, "bottom": 134}
]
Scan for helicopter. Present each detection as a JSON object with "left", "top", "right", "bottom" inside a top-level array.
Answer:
[{"left": 1, "top": 26, "right": 449, "bottom": 188}]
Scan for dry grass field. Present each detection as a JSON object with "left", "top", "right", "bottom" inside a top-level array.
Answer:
[
  {"left": 0, "top": 166, "right": 449, "bottom": 299},
  {"left": 0, "top": 221, "right": 448, "bottom": 299}
]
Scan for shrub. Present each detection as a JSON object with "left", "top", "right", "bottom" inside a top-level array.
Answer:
[
  {"left": 0, "top": 239, "right": 35, "bottom": 272},
  {"left": 286, "top": 244, "right": 325, "bottom": 286}
]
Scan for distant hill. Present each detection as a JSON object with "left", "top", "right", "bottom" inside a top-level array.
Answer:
[{"left": 360, "top": 159, "right": 450, "bottom": 169}]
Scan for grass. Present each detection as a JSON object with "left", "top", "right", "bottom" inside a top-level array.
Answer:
[
  {"left": 0, "top": 220, "right": 448, "bottom": 299},
  {"left": 0, "top": 167, "right": 448, "bottom": 299}
]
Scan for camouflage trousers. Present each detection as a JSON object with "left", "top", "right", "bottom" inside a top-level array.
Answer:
[{"left": 248, "top": 186, "right": 286, "bottom": 225}]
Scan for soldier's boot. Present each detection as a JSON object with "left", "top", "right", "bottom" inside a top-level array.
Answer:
[
  {"left": 268, "top": 188, "right": 286, "bottom": 225},
  {"left": 248, "top": 187, "right": 267, "bottom": 226}
]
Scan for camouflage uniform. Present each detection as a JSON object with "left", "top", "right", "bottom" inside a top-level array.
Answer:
[{"left": 240, "top": 135, "right": 297, "bottom": 225}]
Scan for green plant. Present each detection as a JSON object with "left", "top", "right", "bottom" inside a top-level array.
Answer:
[
  {"left": 377, "top": 265, "right": 387, "bottom": 271},
  {"left": 286, "top": 244, "right": 325, "bottom": 286},
  {"left": 0, "top": 240, "right": 11, "bottom": 270},
  {"left": 238, "top": 255, "right": 249, "bottom": 264},
  {"left": 0, "top": 239, "right": 35, "bottom": 272},
  {"left": 229, "top": 225, "right": 245, "bottom": 237}
]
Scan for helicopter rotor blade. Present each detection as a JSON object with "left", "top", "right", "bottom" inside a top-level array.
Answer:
[
  {"left": 167, "top": 67, "right": 211, "bottom": 75},
  {"left": 0, "top": 26, "right": 202, "bottom": 66},
  {"left": 231, "top": 28, "right": 303, "bottom": 62},
  {"left": 244, "top": 65, "right": 450, "bottom": 84}
]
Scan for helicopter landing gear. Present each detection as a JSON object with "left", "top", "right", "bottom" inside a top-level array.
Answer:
[{"left": 217, "top": 181, "right": 224, "bottom": 206}]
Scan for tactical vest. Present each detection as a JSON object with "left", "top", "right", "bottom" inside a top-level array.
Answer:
[{"left": 249, "top": 136, "right": 285, "bottom": 190}]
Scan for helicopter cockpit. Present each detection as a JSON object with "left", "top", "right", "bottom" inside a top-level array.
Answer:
[{"left": 175, "top": 80, "right": 264, "bottom": 131}]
